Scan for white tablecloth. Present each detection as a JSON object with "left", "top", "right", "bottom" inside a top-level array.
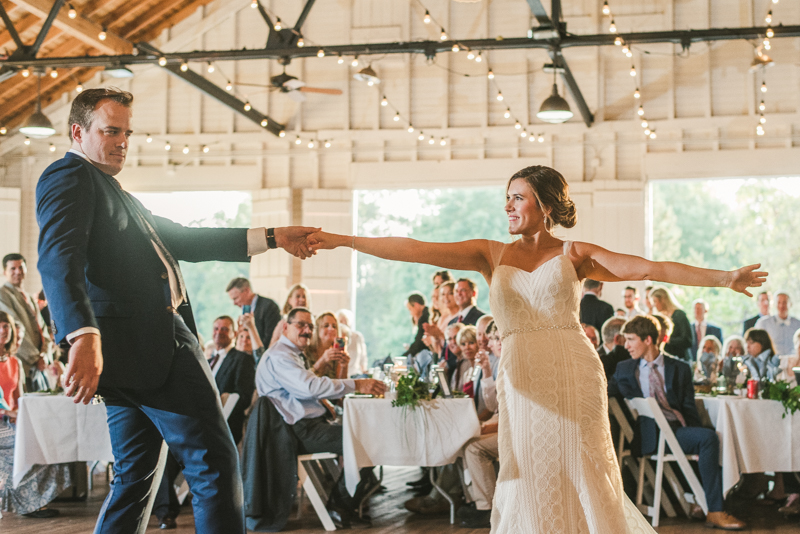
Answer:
[
  {"left": 342, "top": 397, "right": 480, "bottom": 495},
  {"left": 13, "top": 394, "right": 114, "bottom": 488},
  {"left": 697, "top": 396, "right": 800, "bottom": 496}
]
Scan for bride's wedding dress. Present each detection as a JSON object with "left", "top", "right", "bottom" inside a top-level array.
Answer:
[{"left": 488, "top": 240, "right": 655, "bottom": 533}]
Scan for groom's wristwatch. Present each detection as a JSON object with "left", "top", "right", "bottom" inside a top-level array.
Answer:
[{"left": 267, "top": 228, "right": 277, "bottom": 249}]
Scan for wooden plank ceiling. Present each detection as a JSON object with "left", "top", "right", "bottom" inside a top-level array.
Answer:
[{"left": 0, "top": 0, "right": 217, "bottom": 132}]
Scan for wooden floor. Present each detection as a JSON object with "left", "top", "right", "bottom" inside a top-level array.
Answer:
[{"left": 3, "top": 466, "right": 799, "bottom": 533}]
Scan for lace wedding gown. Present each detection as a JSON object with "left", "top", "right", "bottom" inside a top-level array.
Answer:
[{"left": 488, "top": 240, "right": 655, "bottom": 533}]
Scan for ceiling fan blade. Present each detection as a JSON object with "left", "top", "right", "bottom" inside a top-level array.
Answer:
[
  {"left": 288, "top": 91, "right": 306, "bottom": 103},
  {"left": 298, "top": 87, "right": 343, "bottom": 95},
  {"left": 284, "top": 78, "right": 305, "bottom": 90}
]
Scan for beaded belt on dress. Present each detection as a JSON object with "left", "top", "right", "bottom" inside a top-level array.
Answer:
[{"left": 500, "top": 323, "right": 582, "bottom": 340}]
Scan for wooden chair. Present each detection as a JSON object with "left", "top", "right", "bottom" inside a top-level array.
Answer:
[{"left": 625, "top": 397, "right": 708, "bottom": 527}]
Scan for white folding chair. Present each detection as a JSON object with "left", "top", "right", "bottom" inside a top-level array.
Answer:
[
  {"left": 608, "top": 397, "right": 677, "bottom": 519},
  {"left": 296, "top": 452, "right": 341, "bottom": 531},
  {"left": 172, "top": 393, "right": 240, "bottom": 505},
  {"left": 625, "top": 397, "right": 708, "bottom": 527}
]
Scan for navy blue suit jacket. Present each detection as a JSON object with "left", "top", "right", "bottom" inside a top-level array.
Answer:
[
  {"left": 448, "top": 306, "right": 486, "bottom": 327},
  {"left": 608, "top": 355, "right": 702, "bottom": 455},
  {"left": 36, "top": 153, "right": 250, "bottom": 390},
  {"left": 691, "top": 322, "right": 723, "bottom": 359}
]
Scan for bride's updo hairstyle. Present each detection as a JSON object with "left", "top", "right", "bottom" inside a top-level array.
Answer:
[{"left": 507, "top": 166, "right": 577, "bottom": 230}]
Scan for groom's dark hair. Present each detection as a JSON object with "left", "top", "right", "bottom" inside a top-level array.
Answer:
[{"left": 621, "top": 315, "right": 660, "bottom": 345}]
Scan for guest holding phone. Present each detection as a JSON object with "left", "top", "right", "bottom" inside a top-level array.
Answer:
[{"left": 305, "top": 312, "right": 349, "bottom": 379}]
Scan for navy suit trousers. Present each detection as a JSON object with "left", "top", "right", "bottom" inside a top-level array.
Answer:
[
  {"left": 674, "top": 426, "right": 723, "bottom": 512},
  {"left": 94, "top": 315, "right": 244, "bottom": 534}
]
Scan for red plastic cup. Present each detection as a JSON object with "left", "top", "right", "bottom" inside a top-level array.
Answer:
[{"left": 746, "top": 379, "right": 759, "bottom": 399}]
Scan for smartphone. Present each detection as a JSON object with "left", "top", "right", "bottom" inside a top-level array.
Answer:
[
  {"left": 334, "top": 337, "right": 345, "bottom": 350},
  {"left": 242, "top": 305, "right": 251, "bottom": 314}
]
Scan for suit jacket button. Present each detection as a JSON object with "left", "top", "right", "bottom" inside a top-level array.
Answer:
[
  {"left": 161, "top": 272, "right": 168, "bottom": 280},
  {"left": 166, "top": 306, "right": 174, "bottom": 313}
]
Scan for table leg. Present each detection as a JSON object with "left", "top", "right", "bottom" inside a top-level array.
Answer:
[
  {"left": 429, "top": 466, "right": 455, "bottom": 525},
  {"left": 358, "top": 466, "right": 383, "bottom": 519}
]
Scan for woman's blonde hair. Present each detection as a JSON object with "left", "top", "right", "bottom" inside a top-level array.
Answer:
[
  {"left": 307, "top": 311, "right": 339, "bottom": 362},
  {"left": 456, "top": 325, "right": 477, "bottom": 346},
  {"left": 722, "top": 335, "right": 745, "bottom": 357},
  {"left": 649, "top": 286, "right": 683, "bottom": 314},
  {"left": 282, "top": 283, "right": 310, "bottom": 315},
  {"left": 0, "top": 311, "right": 16, "bottom": 353}
]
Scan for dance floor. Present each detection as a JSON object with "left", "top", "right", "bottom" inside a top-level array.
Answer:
[{"left": 4, "top": 466, "right": 798, "bottom": 533}]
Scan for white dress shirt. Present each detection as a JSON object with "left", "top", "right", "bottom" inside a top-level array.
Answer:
[
  {"left": 455, "top": 305, "right": 474, "bottom": 323},
  {"left": 754, "top": 314, "right": 800, "bottom": 356},
  {"left": 624, "top": 306, "right": 644, "bottom": 319},
  {"left": 638, "top": 352, "right": 667, "bottom": 398},
  {"left": 65, "top": 149, "right": 269, "bottom": 343}
]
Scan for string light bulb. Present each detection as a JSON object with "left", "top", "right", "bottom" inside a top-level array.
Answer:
[
  {"left": 614, "top": 36, "right": 622, "bottom": 46},
  {"left": 146, "top": 134, "right": 153, "bottom": 143},
  {"left": 317, "top": 49, "right": 325, "bottom": 58},
  {"left": 279, "top": 130, "right": 286, "bottom": 137},
  {"left": 487, "top": 69, "right": 494, "bottom": 79},
  {"left": 261, "top": 119, "right": 268, "bottom": 127},
  {"left": 244, "top": 101, "right": 251, "bottom": 111},
  {"left": 760, "top": 114, "right": 766, "bottom": 124},
  {"left": 21, "top": 68, "right": 29, "bottom": 77},
  {"left": 24, "top": 137, "right": 30, "bottom": 146},
  {"left": 164, "top": 141, "right": 171, "bottom": 151},
  {"left": 504, "top": 108, "right": 511, "bottom": 119},
  {"left": 759, "top": 100, "right": 766, "bottom": 112},
  {"left": 763, "top": 38, "right": 771, "bottom": 50},
  {"left": 772, "top": 0, "right": 778, "bottom": 4},
  {"left": 297, "top": 37, "right": 304, "bottom": 47},
  {"left": 440, "top": 28, "right": 447, "bottom": 40},
  {"left": 351, "top": 57, "right": 359, "bottom": 67},
  {"left": 475, "top": 51, "right": 482, "bottom": 63},
  {"left": 766, "top": 26, "right": 774, "bottom": 38},
  {"left": 496, "top": 91, "right": 503, "bottom": 101},
  {"left": 250, "top": 0, "right": 257, "bottom": 8},
  {"left": 621, "top": 44, "right": 629, "bottom": 55},
  {"left": 440, "top": 137, "right": 446, "bottom": 146},
  {"left": 641, "top": 119, "right": 648, "bottom": 128},
  {"left": 407, "top": 125, "right": 414, "bottom": 133},
  {"left": 528, "top": 134, "right": 535, "bottom": 142},
  {"left": 207, "top": 62, "right": 214, "bottom": 73},
  {"left": 756, "top": 124, "right": 765, "bottom": 136},
  {"left": 308, "top": 140, "right": 315, "bottom": 148},
  {"left": 202, "top": 145, "right": 209, "bottom": 153},
  {"left": 338, "top": 55, "right": 344, "bottom": 64},
  {"left": 644, "top": 127, "right": 651, "bottom": 136},
  {"left": 49, "top": 143, "right": 56, "bottom": 152},
  {"left": 452, "top": 43, "right": 460, "bottom": 53},
  {"left": 630, "top": 65, "right": 636, "bottom": 77},
  {"left": 182, "top": 145, "right": 189, "bottom": 154},
  {"left": 423, "top": 10, "right": 431, "bottom": 24},
  {"left": 609, "top": 19, "right": 616, "bottom": 33},
  {"left": 180, "top": 62, "right": 189, "bottom": 72},
  {"left": 76, "top": 83, "right": 83, "bottom": 93},
  {"left": 158, "top": 57, "right": 167, "bottom": 67},
  {"left": 514, "top": 120, "right": 521, "bottom": 130},
  {"left": 428, "top": 136, "right": 435, "bottom": 145},
  {"left": 761, "top": 81, "right": 767, "bottom": 93},
  {"left": 50, "top": 69, "right": 58, "bottom": 78},
  {"left": 324, "top": 141, "right": 331, "bottom": 148},
  {"left": 766, "top": 10, "right": 772, "bottom": 24},
  {"left": 418, "top": 132, "right": 425, "bottom": 141},
  {"left": 467, "top": 51, "right": 475, "bottom": 60},
  {"left": 393, "top": 112, "right": 400, "bottom": 122},
  {"left": 634, "top": 88, "right": 640, "bottom": 99},
  {"left": 274, "top": 17, "right": 282, "bottom": 30},
  {"left": 295, "top": 136, "right": 301, "bottom": 145},
  {"left": 520, "top": 131, "right": 527, "bottom": 138},
  {"left": 626, "top": 50, "right": 633, "bottom": 58},
  {"left": 381, "top": 96, "right": 388, "bottom": 107},
  {"left": 226, "top": 81, "right": 232, "bottom": 91},
  {"left": 602, "top": 1, "right": 610, "bottom": 16},
  {"left": 98, "top": 27, "right": 107, "bottom": 41},
  {"left": 649, "top": 131, "right": 657, "bottom": 139},
  {"left": 537, "top": 134, "right": 544, "bottom": 143},
  {"left": 68, "top": 4, "right": 76, "bottom": 18},
  {"left": 637, "top": 105, "right": 644, "bottom": 116},
  {"left": 0, "top": 127, "right": 7, "bottom": 135}
]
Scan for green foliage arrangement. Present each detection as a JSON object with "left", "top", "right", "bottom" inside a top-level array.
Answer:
[
  {"left": 761, "top": 379, "right": 800, "bottom": 418},
  {"left": 392, "top": 369, "right": 432, "bottom": 410}
]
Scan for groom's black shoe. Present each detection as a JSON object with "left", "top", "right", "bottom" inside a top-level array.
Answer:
[{"left": 459, "top": 506, "right": 492, "bottom": 528}]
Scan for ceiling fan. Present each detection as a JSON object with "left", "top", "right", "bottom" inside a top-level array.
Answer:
[{"left": 262, "top": 71, "right": 343, "bottom": 102}]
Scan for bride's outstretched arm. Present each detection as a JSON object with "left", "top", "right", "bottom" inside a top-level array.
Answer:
[
  {"left": 570, "top": 242, "right": 768, "bottom": 297},
  {"left": 311, "top": 232, "right": 493, "bottom": 275}
]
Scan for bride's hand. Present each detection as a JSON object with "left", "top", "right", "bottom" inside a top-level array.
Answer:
[
  {"left": 728, "top": 264, "right": 768, "bottom": 297},
  {"left": 310, "top": 231, "right": 350, "bottom": 251}
]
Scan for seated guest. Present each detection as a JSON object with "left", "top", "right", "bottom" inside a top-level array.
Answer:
[
  {"left": 719, "top": 336, "right": 746, "bottom": 385},
  {"left": 459, "top": 415, "right": 499, "bottom": 528},
  {"left": 582, "top": 323, "right": 600, "bottom": 350},
  {"left": 256, "top": 308, "right": 385, "bottom": 526},
  {"left": 609, "top": 315, "right": 746, "bottom": 530},
  {"left": 457, "top": 326, "right": 478, "bottom": 397},
  {"left": 238, "top": 312, "right": 266, "bottom": 365},
  {"left": 404, "top": 292, "right": 430, "bottom": 359},
  {"left": 650, "top": 286, "right": 693, "bottom": 362},
  {"left": 449, "top": 278, "right": 486, "bottom": 326},
  {"left": 226, "top": 277, "right": 281, "bottom": 351},
  {"left": 0, "top": 314, "right": 71, "bottom": 518},
  {"left": 598, "top": 317, "right": 630, "bottom": 380},
  {"left": 622, "top": 286, "right": 645, "bottom": 319},
  {"left": 269, "top": 283, "right": 311, "bottom": 347},
  {"left": 432, "top": 270, "right": 453, "bottom": 287},
  {"left": 779, "top": 330, "right": 800, "bottom": 385},
  {"left": 305, "top": 311, "right": 349, "bottom": 379},
  {"left": 743, "top": 291, "right": 771, "bottom": 334},
  {"left": 430, "top": 284, "right": 442, "bottom": 326},
  {"left": 694, "top": 335, "right": 722, "bottom": 382},
  {"left": 422, "top": 281, "right": 458, "bottom": 359},
  {"left": 755, "top": 292, "right": 800, "bottom": 356},
  {"left": 337, "top": 309, "right": 368, "bottom": 377},
  {"left": 651, "top": 312, "right": 674, "bottom": 354},
  {"left": 743, "top": 328, "right": 780, "bottom": 381},
  {"left": 615, "top": 308, "right": 627, "bottom": 318},
  {"left": 445, "top": 323, "right": 467, "bottom": 392},
  {"left": 691, "top": 299, "right": 724, "bottom": 359},
  {"left": 580, "top": 279, "right": 614, "bottom": 342}
]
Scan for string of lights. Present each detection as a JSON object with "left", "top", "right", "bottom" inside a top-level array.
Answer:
[{"left": 756, "top": 0, "right": 780, "bottom": 136}]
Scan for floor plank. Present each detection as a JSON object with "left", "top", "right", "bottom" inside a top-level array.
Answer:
[{"left": 2, "top": 466, "right": 798, "bottom": 532}]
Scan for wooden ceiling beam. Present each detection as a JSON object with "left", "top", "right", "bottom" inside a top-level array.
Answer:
[
  {"left": 0, "top": 37, "right": 84, "bottom": 103},
  {"left": 117, "top": 0, "right": 187, "bottom": 40},
  {"left": 102, "top": 0, "right": 158, "bottom": 37},
  {"left": 132, "top": 0, "right": 216, "bottom": 43},
  {"left": 8, "top": 0, "right": 132, "bottom": 54},
  {"left": 0, "top": 12, "right": 44, "bottom": 51}
]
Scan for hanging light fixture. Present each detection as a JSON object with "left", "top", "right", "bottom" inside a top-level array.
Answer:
[
  {"left": 353, "top": 65, "right": 381, "bottom": 85},
  {"left": 536, "top": 66, "right": 573, "bottom": 124},
  {"left": 20, "top": 73, "right": 56, "bottom": 138}
]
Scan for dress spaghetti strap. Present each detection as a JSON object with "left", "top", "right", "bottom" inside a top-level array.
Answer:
[
  {"left": 488, "top": 240, "right": 509, "bottom": 270},
  {"left": 562, "top": 240, "right": 572, "bottom": 256}
]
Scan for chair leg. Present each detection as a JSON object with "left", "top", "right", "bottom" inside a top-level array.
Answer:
[
  {"left": 300, "top": 461, "right": 336, "bottom": 531},
  {"left": 651, "top": 437, "right": 667, "bottom": 528},
  {"left": 636, "top": 457, "right": 646, "bottom": 509}
]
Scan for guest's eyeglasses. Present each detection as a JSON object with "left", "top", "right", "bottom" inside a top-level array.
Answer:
[{"left": 289, "top": 321, "right": 315, "bottom": 332}]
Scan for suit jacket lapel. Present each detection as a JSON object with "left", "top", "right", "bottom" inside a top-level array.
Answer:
[{"left": 632, "top": 363, "right": 644, "bottom": 397}]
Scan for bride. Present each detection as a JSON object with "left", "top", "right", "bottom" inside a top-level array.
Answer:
[{"left": 310, "top": 165, "right": 766, "bottom": 533}]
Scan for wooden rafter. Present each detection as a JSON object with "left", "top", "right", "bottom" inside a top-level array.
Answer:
[
  {"left": 8, "top": 0, "right": 132, "bottom": 54},
  {"left": 116, "top": 0, "right": 188, "bottom": 40},
  {"left": 0, "top": 37, "right": 85, "bottom": 102},
  {"left": 0, "top": 12, "right": 51, "bottom": 51}
]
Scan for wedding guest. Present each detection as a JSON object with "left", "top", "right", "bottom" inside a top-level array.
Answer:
[
  {"left": 475, "top": 318, "right": 500, "bottom": 409},
  {"left": 432, "top": 270, "right": 453, "bottom": 287},
  {"left": 430, "top": 284, "right": 441, "bottom": 325},
  {"left": 695, "top": 335, "right": 722, "bottom": 382},
  {"left": 755, "top": 292, "right": 800, "bottom": 356},
  {"left": 599, "top": 317, "right": 630, "bottom": 380},
  {"left": 580, "top": 279, "right": 614, "bottom": 342},
  {"left": 238, "top": 312, "right": 266, "bottom": 365},
  {"left": 226, "top": 277, "right": 281, "bottom": 351},
  {"left": 444, "top": 323, "right": 465, "bottom": 388},
  {"left": 720, "top": 335, "right": 746, "bottom": 385},
  {"left": 337, "top": 309, "right": 368, "bottom": 377},
  {"left": 743, "top": 291, "right": 771, "bottom": 334},
  {"left": 610, "top": 315, "right": 746, "bottom": 530},
  {"left": 449, "top": 279, "right": 486, "bottom": 326},
  {"left": 743, "top": 328, "right": 780, "bottom": 381},
  {"left": 582, "top": 323, "right": 600, "bottom": 350},
  {"left": 644, "top": 285, "right": 655, "bottom": 314},
  {"left": 422, "top": 281, "right": 458, "bottom": 355},
  {"left": 652, "top": 312, "right": 674, "bottom": 353},
  {"left": 306, "top": 312, "right": 349, "bottom": 379},
  {"left": 615, "top": 308, "right": 626, "bottom": 318},
  {"left": 0, "top": 314, "right": 71, "bottom": 518},
  {"left": 404, "top": 292, "right": 430, "bottom": 358},
  {"left": 269, "top": 283, "right": 311, "bottom": 347},
  {"left": 459, "top": 414, "right": 499, "bottom": 528},
  {"left": 650, "top": 286, "right": 693, "bottom": 362},
  {"left": 691, "top": 299, "right": 723, "bottom": 359},
  {"left": 456, "top": 326, "right": 478, "bottom": 396},
  {"left": 622, "top": 286, "right": 645, "bottom": 318}
]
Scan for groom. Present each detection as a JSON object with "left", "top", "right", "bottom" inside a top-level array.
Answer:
[{"left": 36, "top": 87, "right": 318, "bottom": 534}]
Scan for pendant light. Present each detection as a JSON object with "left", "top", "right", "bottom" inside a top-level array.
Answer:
[
  {"left": 536, "top": 64, "right": 573, "bottom": 124},
  {"left": 20, "top": 72, "right": 56, "bottom": 138}
]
